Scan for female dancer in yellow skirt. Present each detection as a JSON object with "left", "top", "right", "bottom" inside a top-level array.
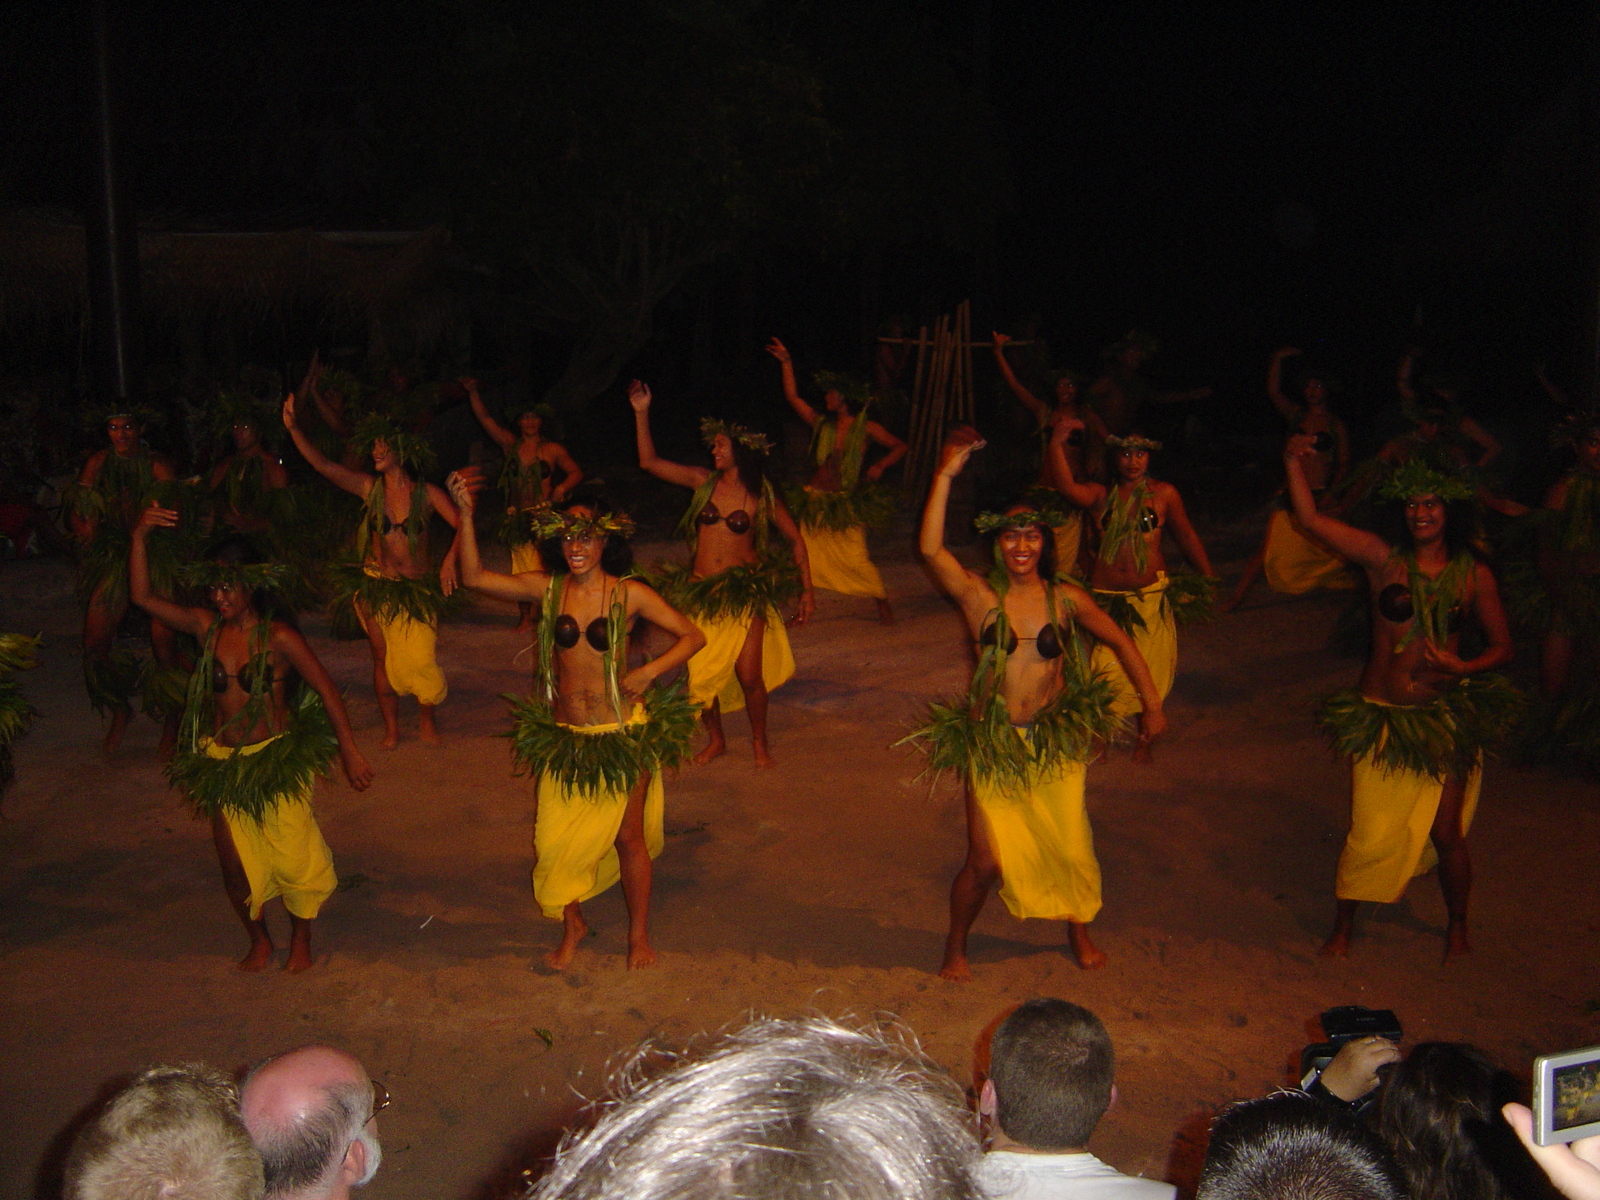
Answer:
[
  {"left": 1285, "top": 439, "right": 1517, "bottom": 961},
  {"left": 910, "top": 427, "right": 1165, "bottom": 978},
  {"left": 130, "top": 505, "right": 373, "bottom": 973},
  {"left": 767, "top": 337, "right": 904, "bottom": 623},
  {"left": 631, "top": 380, "right": 814, "bottom": 767},
  {"left": 449, "top": 472, "right": 703, "bottom": 970},
  {"left": 1047, "top": 416, "right": 1215, "bottom": 758}
]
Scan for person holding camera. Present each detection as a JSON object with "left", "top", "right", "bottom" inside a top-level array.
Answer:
[{"left": 1284, "top": 437, "right": 1517, "bottom": 960}]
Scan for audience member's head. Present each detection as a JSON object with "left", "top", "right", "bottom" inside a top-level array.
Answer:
[
  {"left": 528, "top": 1015, "right": 983, "bottom": 1200},
  {"left": 63, "top": 1062, "right": 264, "bottom": 1200},
  {"left": 240, "top": 1046, "right": 381, "bottom": 1200},
  {"left": 1197, "top": 1091, "right": 1405, "bottom": 1200},
  {"left": 983, "top": 999, "right": 1115, "bottom": 1152},
  {"left": 1372, "top": 1041, "right": 1548, "bottom": 1200}
]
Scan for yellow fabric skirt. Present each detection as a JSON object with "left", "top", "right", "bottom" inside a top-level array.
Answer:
[
  {"left": 1262, "top": 509, "right": 1357, "bottom": 595},
  {"left": 1051, "top": 512, "right": 1083, "bottom": 578},
  {"left": 972, "top": 732, "right": 1099, "bottom": 922},
  {"left": 1337, "top": 747, "right": 1481, "bottom": 903},
  {"left": 531, "top": 709, "right": 665, "bottom": 920},
  {"left": 802, "top": 522, "right": 887, "bottom": 600},
  {"left": 510, "top": 543, "right": 542, "bottom": 575},
  {"left": 357, "top": 570, "right": 447, "bottom": 706},
  {"left": 686, "top": 609, "right": 795, "bottom": 712},
  {"left": 206, "top": 735, "right": 337, "bottom": 920},
  {"left": 1090, "top": 573, "right": 1176, "bottom": 718}
]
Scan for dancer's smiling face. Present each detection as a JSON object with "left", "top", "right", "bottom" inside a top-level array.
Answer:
[
  {"left": 823, "top": 388, "right": 847, "bottom": 415},
  {"left": 371, "top": 439, "right": 398, "bottom": 473},
  {"left": 107, "top": 415, "right": 140, "bottom": 456},
  {"left": 517, "top": 411, "right": 543, "bottom": 439},
  {"left": 997, "top": 520, "right": 1045, "bottom": 578},
  {"left": 710, "top": 434, "right": 735, "bottom": 471},
  {"left": 208, "top": 581, "right": 252, "bottom": 621},
  {"left": 1404, "top": 494, "right": 1446, "bottom": 544},
  {"left": 1054, "top": 376, "right": 1077, "bottom": 405},
  {"left": 560, "top": 506, "right": 602, "bottom": 575},
  {"left": 1115, "top": 446, "right": 1149, "bottom": 482}
]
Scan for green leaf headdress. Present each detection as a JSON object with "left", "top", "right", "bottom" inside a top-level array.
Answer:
[
  {"left": 83, "top": 402, "right": 164, "bottom": 433},
  {"left": 349, "top": 413, "right": 437, "bottom": 475},
  {"left": 1377, "top": 459, "right": 1475, "bottom": 502},
  {"left": 209, "top": 389, "right": 280, "bottom": 444},
  {"left": 974, "top": 509, "right": 1053, "bottom": 534},
  {"left": 1105, "top": 434, "right": 1162, "bottom": 451},
  {"left": 526, "top": 507, "right": 637, "bottom": 543},
  {"left": 812, "top": 371, "right": 872, "bottom": 410},
  {"left": 700, "top": 417, "right": 773, "bottom": 454},
  {"left": 178, "top": 559, "right": 290, "bottom": 593}
]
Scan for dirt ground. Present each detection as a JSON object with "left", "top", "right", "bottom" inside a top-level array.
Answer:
[{"left": 3, "top": 523, "right": 1598, "bottom": 1200}]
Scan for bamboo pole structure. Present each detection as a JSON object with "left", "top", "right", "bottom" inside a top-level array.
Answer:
[{"left": 900, "top": 303, "right": 989, "bottom": 496}]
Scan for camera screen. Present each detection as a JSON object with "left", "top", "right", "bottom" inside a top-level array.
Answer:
[{"left": 1553, "top": 1059, "right": 1600, "bottom": 1131}]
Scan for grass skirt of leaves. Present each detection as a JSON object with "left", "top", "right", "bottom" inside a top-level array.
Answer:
[
  {"left": 648, "top": 558, "right": 801, "bottom": 621},
  {"left": 0, "top": 633, "right": 40, "bottom": 795},
  {"left": 784, "top": 484, "right": 898, "bottom": 532},
  {"left": 1093, "top": 572, "right": 1215, "bottom": 636},
  {"left": 1315, "top": 674, "right": 1524, "bottom": 781},
  {"left": 326, "top": 563, "right": 462, "bottom": 639},
  {"left": 900, "top": 674, "right": 1124, "bottom": 793},
  {"left": 84, "top": 644, "right": 146, "bottom": 715},
  {"left": 503, "top": 684, "right": 699, "bottom": 798},
  {"left": 165, "top": 688, "right": 338, "bottom": 821},
  {"left": 139, "top": 662, "right": 191, "bottom": 720}
]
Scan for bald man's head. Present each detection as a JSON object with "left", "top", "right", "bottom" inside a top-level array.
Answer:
[{"left": 240, "top": 1047, "right": 380, "bottom": 1200}]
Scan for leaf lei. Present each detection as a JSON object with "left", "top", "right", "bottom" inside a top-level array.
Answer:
[
  {"left": 1396, "top": 550, "right": 1475, "bottom": 650},
  {"left": 180, "top": 619, "right": 277, "bottom": 757},
  {"left": 808, "top": 403, "right": 874, "bottom": 492},
  {"left": 356, "top": 473, "right": 431, "bottom": 562},
  {"left": 535, "top": 573, "right": 632, "bottom": 724},
  {"left": 1097, "top": 480, "right": 1154, "bottom": 573},
  {"left": 499, "top": 447, "right": 546, "bottom": 501},
  {"left": 1558, "top": 470, "right": 1600, "bottom": 555},
  {"left": 674, "top": 470, "right": 778, "bottom": 553}
]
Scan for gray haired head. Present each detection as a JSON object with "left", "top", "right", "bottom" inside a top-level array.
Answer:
[{"left": 529, "top": 1015, "right": 983, "bottom": 1200}]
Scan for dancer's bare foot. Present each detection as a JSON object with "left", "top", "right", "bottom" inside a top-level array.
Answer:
[
  {"left": 938, "top": 951, "right": 972, "bottom": 982},
  {"left": 102, "top": 709, "right": 130, "bottom": 754},
  {"left": 876, "top": 599, "right": 895, "bottom": 626},
  {"left": 380, "top": 732, "right": 399, "bottom": 750},
  {"left": 1319, "top": 929, "right": 1351, "bottom": 958},
  {"left": 752, "top": 739, "right": 776, "bottom": 769},
  {"left": 627, "top": 940, "right": 657, "bottom": 969},
  {"left": 1131, "top": 739, "right": 1154, "bottom": 764},
  {"left": 690, "top": 736, "right": 726, "bottom": 766},
  {"left": 546, "top": 906, "right": 589, "bottom": 970},
  {"left": 1069, "top": 922, "right": 1108, "bottom": 969},
  {"left": 1444, "top": 920, "right": 1471, "bottom": 961},
  {"left": 419, "top": 707, "right": 440, "bottom": 744},
  {"left": 284, "top": 945, "right": 315, "bottom": 973},
  {"left": 237, "top": 938, "right": 274, "bottom": 972}
]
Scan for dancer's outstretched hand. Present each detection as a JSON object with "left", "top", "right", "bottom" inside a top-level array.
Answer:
[
  {"left": 439, "top": 558, "right": 458, "bottom": 597},
  {"left": 991, "top": 330, "right": 1010, "bottom": 349},
  {"left": 765, "top": 337, "right": 790, "bottom": 364},
  {"left": 134, "top": 503, "right": 179, "bottom": 534},
  {"left": 938, "top": 425, "right": 985, "bottom": 477},
  {"left": 1284, "top": 432, "right": 1318, "bottom": 462},
  {"left": 342, "top": 746, "right": 374, "bottom": 791},
  {"left": 628, "top": 380, "right": 652, "bottom": 412},
  {"left": 1504, "top": 1103, "right": 1600, "bottom": 1200},
  {"left": 789, "top": 589, "right": 815, "bottom": 628},
  {"left": 446, "top": 467, "right": 483, "bottom": 514}
]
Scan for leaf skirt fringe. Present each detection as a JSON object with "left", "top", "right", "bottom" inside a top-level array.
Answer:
[
  {"left": 648, "top": 559, "right": 801, "bottom": 621},
  {"left": 504, "top": 684, "right": 699, "bottom": 798},
  {"left": 165, "top": 689, "right": 339, "bottom": 822},
  {"left": 1315, "top": 674, "right": 1523, "bottom": 781},
  {"left": 785, "top": 484, "right": 897, "bottom": 532}
]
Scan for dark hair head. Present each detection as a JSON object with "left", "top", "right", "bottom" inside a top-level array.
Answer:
[
  {"left": 728, "top": 437, "right": 768, "bottom": 499},
  {"left": 983, "top": 501, "right": 1059, "bottom": 581},
  {"left": 205, "top": 535, "right": 273, "bottom": 614},
  {"left": 1198, "top": 1092, "right": 1405, "bottom": 1200},
  {"left": 536, "top": 499, "right": 635, "bottom": 577},
  {"left": 989, "top": 999, "right": 1113, "bottom": 1150},
  {"left": 1372, "top": 1042, "right": 1544, "bottom": 1200}
]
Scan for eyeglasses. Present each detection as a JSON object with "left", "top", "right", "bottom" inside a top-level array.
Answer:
[{"left": 369, "top": 1079, "right": 390, "bottom": 1118}]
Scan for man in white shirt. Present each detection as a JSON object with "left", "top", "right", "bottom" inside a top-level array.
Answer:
[{"left": 977, "top": 999, "right": 1174, "bottom": 1200}]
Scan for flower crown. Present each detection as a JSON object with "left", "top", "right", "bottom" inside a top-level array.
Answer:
[
  {"left": 700, "top": 417, "right": 773, "bottom": 454},
  {"left": 526, "top": 507, "right": 636, "bottom": 542},
  {"left": 812, "top": 371, "right": 872, "bottom": 407},
  {"left": 1105, "top": 434, "right": 1162, "bottom": 451},
  {"left": 350, "top": 413, "right": 437, "bottom": 474},
  {"left": 1377, "top": 459, "right": 1476, "bottom": 502},
  {"left": 179, "top": 560, "right": 289, "bottom": 591},
  {"left": 974, "top": 509, "right": 1053, "bottom": 534}
]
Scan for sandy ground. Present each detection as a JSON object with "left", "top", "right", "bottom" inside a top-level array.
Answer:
[{"left": 3, "top": 524, "right": 1599, "bottom": 1200}]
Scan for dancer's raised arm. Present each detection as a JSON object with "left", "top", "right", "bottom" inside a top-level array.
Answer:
[
  {"left": 630, "top": 381, "right": 708, "bottom": 488},
  {"left": 766, "top": 338, "right": 819, "bottom": 427},
  {"left": 129, "top": 505, "right": 210, "bottom": 638},
  {"left": 1285, "top": 435, "right": 1388, "bottom": 569},
  {"left": 1266, "top": 347, "right": 1302, "bottom": 422},
  {"left": 282, "top": 394, "right": 370, "bottom": 497},
  {"left": 919, "top": 429, "right": 989, "bottom": 610},
  {"left": 463, "top": 377, "right": 516, "bottom": 451},
  {"left": 1044, "top": 415, "right": 1106, "bottom": 510},
  {"left": 446, "top": 470, "right": 549, "bottom": 604},
  {"left": 992, "top": 331, "right": 1050, "bottom": 427}
]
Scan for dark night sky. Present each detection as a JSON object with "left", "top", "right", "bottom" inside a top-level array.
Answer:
[{"left": 1, "top": 1, "right": 1592, "bottom": 422}]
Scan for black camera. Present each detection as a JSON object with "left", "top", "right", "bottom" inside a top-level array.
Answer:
[{"left": 1299, "top": 1006, "right": 1402, "bottom": 1085}]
